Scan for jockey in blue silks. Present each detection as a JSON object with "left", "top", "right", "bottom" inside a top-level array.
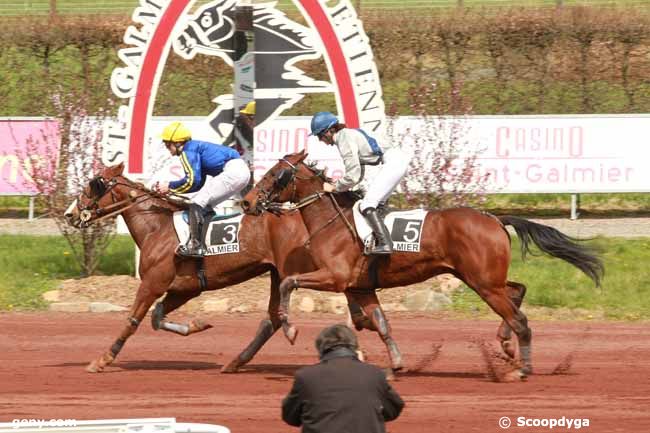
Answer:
[
  {"left": 155, "top": 121, "right": 251, "bottom": 258},
  {"left": 310, "top": 112, "right": 411, "bottom": 255}
]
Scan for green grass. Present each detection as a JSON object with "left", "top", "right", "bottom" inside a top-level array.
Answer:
[
  {"left": 3, "top": 192, "right": 649, "bottom": 220},
  {"left": 2, "top": 0, "right": 650, "bottom": 16},
  {"left": 1, "top": 233, "right": 648, "bottom": 320},
  {"left": 0, "top": 234, "right": 135, "bottom": 310},
  {"left": 451, "top": 237, "right": 650, "bottom": 320},
  {"left": 482, "top": 193, "right": 650, "bottom": 216}
]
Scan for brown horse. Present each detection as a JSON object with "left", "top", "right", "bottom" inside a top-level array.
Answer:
[
  {"left": 241, "top": 151, "right": 604, "bottom": 380},
  {"left": 64, "top": 162, "right": 326, "bottom": 373}
]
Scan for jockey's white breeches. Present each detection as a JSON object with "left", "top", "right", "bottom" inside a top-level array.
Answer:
[
  {"left": 192, "top": 158, "right": 251, "bottom": 209},
  {"left": 359, "top": 147, "right": 410, "bottom": 213}
]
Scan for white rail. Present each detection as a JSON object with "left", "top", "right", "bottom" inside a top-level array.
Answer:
[{"left": 0, "top": 418, "right": 230, "bottom": 433}]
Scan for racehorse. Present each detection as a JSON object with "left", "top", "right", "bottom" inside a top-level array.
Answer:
[
  {"left": 241, "top": 151, "right": 604, "bottom": 380},
  {"left": 64, "top": 162, "right": 327, "bottom": 373}
]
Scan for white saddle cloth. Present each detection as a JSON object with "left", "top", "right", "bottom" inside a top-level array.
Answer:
[
  {"left": 352, "top": 202, "right": 427, "bottom": 252},
  {"left": 173, "top": 211, "right": 244, "bottom": 256}
]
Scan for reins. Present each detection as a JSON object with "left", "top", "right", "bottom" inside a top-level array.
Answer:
[
  {"left": 267, "top": 182, "right": 357, "bottom": 249},
  {"left": 88, "top": 191, "right": 151, "bottom": 225},
  {"left": 80, "top": 178, "right": 189, "bottom": 226}
]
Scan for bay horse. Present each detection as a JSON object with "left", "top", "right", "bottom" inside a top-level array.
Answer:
[
  {"left": 241, "top": 151, "right": 604, "bottom": 380},
  {"left": 64, "top": 162, "right": 328, "bottom": 373}
]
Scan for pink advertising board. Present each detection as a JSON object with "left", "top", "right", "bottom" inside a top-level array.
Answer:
[{"left": 0, "top": 119, "right": 59, "bottom": 195}]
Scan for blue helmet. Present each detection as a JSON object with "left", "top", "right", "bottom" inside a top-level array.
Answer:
[{"left": 310, "top": 112, "right": 338, "bottom": 136}]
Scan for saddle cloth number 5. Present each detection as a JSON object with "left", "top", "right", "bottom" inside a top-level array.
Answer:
[{"left": 391, "top": 219, "right": 422, "bottom": 243}]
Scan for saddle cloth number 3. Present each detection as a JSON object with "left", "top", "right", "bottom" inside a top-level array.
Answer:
[
  {"left": 206, "top": 222, "right": 241, "bottom": 255},
  {"left": 210, "top": 222, "right": 239, "bottom": 245}
]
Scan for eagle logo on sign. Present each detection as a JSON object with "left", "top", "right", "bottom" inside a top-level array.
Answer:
[
  {"left": 174, "top": 0, "right": 332, "bottom": 142},
  {"left": 104, "top": 0, "right": 385, "bottom": 176}
]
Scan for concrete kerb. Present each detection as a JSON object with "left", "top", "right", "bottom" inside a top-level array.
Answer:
[{"left": 42, "top": 275, "right": 462, "bottom": 314}]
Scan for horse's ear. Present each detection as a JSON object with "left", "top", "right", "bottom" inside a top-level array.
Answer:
[
  {"left": 297, "top": 149, "right": 308, "bottom": 162},
  {"left": 115, "top": 162, "right": 125, "bottom": 174}
]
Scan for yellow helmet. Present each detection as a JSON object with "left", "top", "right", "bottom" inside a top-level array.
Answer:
[
  {"left": 240, "top": 101, "right": 255, "bottom": 115},
  {"left": 161, "top": 121, "right": 191, "bottom": 142}
]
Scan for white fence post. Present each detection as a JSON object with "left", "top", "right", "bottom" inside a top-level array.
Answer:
[
  {"left": 28, "top": 196, "right": 35, "bottom": 220},
  {"left": 570, "top": 194, "right": 580, "bottom": 220}
]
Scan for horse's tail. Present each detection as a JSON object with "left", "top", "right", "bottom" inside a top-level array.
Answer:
[{"left": 498, "top": 216, "right": 604, "bottom": 287}]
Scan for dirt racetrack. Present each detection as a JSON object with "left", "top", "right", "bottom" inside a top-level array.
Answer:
[{"left": 1, "top": 312, "right": 649, "bottom": 433}]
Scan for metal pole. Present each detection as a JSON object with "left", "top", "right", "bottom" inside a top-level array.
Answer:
[
  {"left": 570, "top": 193, "right": 580, "bottom": 220},
  {"left": 234, "top": 0, "right": 255, "bottom": 175},
  {"left": 28, "top": 196, "right": 35, "bottom": 220}
]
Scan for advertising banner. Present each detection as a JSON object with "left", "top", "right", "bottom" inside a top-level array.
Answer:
[
  {"left": 7, "top": 115, "right": 649, "bottom": 195},
  {"left": 0, "top": 119, "right": 59, "bottom": 195},
  {"left": 255, "top": 115, "right": 650, "bottom": 193}
]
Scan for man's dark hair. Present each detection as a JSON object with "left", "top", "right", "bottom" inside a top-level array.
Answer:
[{"left": 315, "top": 324, "right": 358, "bottom": 357}]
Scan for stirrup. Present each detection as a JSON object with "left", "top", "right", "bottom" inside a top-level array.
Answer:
[
  {"left": 176, "top": 240, "right": 206, "bottom": 258},
  {"left": 369, "top": 242, "right": 392, "bottom": 255},
  {"left": 364, "top": 237, "right": 393, "bottom": 256}
]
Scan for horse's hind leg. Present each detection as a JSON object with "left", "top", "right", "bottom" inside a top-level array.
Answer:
[
  {"left": 87, "top": 283, "right": 159, "bottom": 373},
  {"left": 344, "top": 293, "right": 377, "bottom": 362},
  {"left": 278, "top": 268, "right": 341, "bottom": 344},
  {"left": 151, "top": 290, "right": 212, "bottom": 336},
  {"left": 481, "top": 286, "right": 532, "bottom": 379},
  {"left": 222, "top": 270, "right": 283, "bottom": 373},
  {"left": 354, "top": 291, "right": 404, "bottom": 372},
  {"left": 497, "top": 281, "right": 527, "bottom": 359}
]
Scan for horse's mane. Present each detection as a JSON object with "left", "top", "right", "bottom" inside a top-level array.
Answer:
[{"left": 301, "top": 161, "right": 363, "bottom": 209}]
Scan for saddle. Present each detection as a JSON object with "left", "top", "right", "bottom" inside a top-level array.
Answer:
[
  {"left": 352, "top": 202, "right": 427, "bottom": 254},
  {"left": 173, "top": 210, "right": 244, "bottom": 256}
]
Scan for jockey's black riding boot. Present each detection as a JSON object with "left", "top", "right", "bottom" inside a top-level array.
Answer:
[
  {"left": 178, "top": 203, "right": 207, "bottom": 258},
  {"left": 362, "top": 207, "right": 393, "bottom": 255},
  {"left": 376, "top": 201, "right": 389, "bottom": 219}
]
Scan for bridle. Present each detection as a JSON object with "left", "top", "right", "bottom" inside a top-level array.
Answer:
[
  {"left": 75, "top": 175, "right": 153, "bottom": 226},
  {"left": 255, "top": 158, "right": 327, "bottom": 214},
  {"left": 253, "top": 158, "right": 357, "bottom": 247}
]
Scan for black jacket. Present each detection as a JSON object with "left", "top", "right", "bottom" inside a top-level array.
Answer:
[{"left": 282, "top": 348, "right": 405, "bottom": 433}]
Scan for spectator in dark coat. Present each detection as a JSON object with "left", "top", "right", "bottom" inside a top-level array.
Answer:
[{"left": 282, "top": 324, "right": 405, "bottom": 433}]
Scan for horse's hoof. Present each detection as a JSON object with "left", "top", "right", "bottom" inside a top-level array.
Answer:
[
  {"left": 189, "top": 320, "right": 213, "bottom": 334},
  {"left": 501, "top": 340, "right": 517, "bottom": 359},
  {"left": 384, "top": 368, "right": 396, "bottom": 381},
  {"left": 285, "top": 326, "right": 299, "bottom": 345},
  {"left": 355, "top": 350, "right": 365, "bottom": 362},
  {"left": 521, "top": 365, "right": 533, "bottom": 376},
  {"left": 502, "top": 369, "right": 527, "bottom": 382},
  {"left": 220, "top": 360, "right": 241, "bottom": 374},
  {"left": 86, "top": 361, "right": 102, "bottom": 373}
]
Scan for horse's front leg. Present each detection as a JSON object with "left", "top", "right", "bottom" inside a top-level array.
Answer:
[
  {"left": 278, "top": 268, "right": 343, "bottom": 344},
  {"left": 86, "top": 282, "right": 160, "bottom": 373},
  {"left": 151, "top": 290, "right": 212, "bottom": 336},
  {"left": 345, "top": 293, "right": 376, "bottom": 332},
  {"left": 221, "top": 270, "right": 283, "bottom": 373}
]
